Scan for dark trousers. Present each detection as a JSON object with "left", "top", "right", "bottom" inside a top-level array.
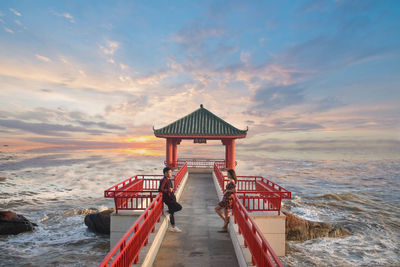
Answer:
[{"left": 165, "top": 202, "right": 182, "bottom": 226}]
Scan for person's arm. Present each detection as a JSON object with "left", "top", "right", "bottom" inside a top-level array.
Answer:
[
  {"left": 160, "top": 178, "right": 170, "bottom": 194},
  {"left": 227, "top": 184, "right": 237, "bottom": 193}
]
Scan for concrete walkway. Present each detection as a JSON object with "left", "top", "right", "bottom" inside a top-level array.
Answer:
[{"left": 153, "top": 172, "right": 239, "bottom": 267}]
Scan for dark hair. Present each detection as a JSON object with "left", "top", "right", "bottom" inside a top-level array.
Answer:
[
  {"left": 163, "top": 167, "right": 171, "bottom": 175},
  {"left": 227, "top": 169, "right": 237, "bottom": 183}
]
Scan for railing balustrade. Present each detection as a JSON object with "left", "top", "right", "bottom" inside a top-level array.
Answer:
[
  {"left": 215, "top": 173, "right": 291, "bottom": 215},
  {"left": 98, "top": 194, "right": 163, "bottom": 267},
  {"left": 214, "top": 162, "right": 286, "bottom": 266},
  {"left": 100, "top": 160, "right": 289, "bottom": 267},
  {"left": 105, "top": 163, "right": 188, "bottom": 213},
  {"left": 232, "top": 194, "right": 283, "bottom": 267}
]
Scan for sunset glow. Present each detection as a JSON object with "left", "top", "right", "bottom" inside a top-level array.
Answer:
[{"left": 0, "top": 1, "right": 399, "bottom": 159}]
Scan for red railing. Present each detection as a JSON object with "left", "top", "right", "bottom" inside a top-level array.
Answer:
[
  {"left": 214, "top": 162, "right": 225, "bottom": 191},
  {"left": 104, "top": 175, "right": 162, "bottom": 198},
  {"left": 98, "top": 193, "right": 163, "bottom": 267},
  {"left": 173, "top": 163, "right": 187, "bottom": 191},
  {"left": 236, "top": 192, "right": 282, "bottom": 213},
  {"left": 232, "top": 194, "right": 283, "bottom": 267},
  {"left": 166, "top": 158, "right": 237, "bottom": 169},
  {"left": 177, "top": 158, "right": 225, "bottom": 168},
  {"left": 105, "top": 163, "right": 188, "bottom": 213},
  {"left": 213, "top": 163, "right": 284, "bottom": 266},
  {"left": 214, "top": 169, "right": 291, "bottom": 215}
]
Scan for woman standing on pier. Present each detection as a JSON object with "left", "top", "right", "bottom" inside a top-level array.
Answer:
[{"left": 215, "top": 169, "right": 237, "bottom": 232}]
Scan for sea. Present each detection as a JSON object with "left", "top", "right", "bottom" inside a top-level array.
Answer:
[{"left": 0, "top": 148, "right": 399, "bottom": 267}]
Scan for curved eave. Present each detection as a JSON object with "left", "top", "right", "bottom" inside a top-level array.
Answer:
[{"left": 154, "top": 134, "right": 247, "bottom": 139}]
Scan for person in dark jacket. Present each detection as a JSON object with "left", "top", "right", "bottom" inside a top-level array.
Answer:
[{"left": 160, "top": 167, "right": 182, "bottom": 232}]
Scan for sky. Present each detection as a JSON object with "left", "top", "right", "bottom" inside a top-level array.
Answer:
[{"left": 0, "top": 0, "right": 399, "bottom": 159}]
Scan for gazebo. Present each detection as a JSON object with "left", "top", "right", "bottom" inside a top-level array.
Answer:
[{"left": 153, "top": 104, "right": 247, "bottom": 169}]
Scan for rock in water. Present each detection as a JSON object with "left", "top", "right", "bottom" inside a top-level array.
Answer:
[
  {"left": 84, "top": 209, "right": 114, "bottom": 234},
  {"left": 284, "top": 211, "right": 351, "bottom": 241},
  {"left": 0, "top": 210, "right": 37, "bottom": 235}
]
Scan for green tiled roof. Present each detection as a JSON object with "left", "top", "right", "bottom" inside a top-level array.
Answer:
[{"left": 153, "top": 104, "right": 247, "bottom": 137}]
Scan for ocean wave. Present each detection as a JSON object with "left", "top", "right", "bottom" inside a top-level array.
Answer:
[
  {"left": 63, "top": 208, "right": 100, "bottom": 216},
  {"left": 313, "top": 192, "right": 360, "bottom": 201}
]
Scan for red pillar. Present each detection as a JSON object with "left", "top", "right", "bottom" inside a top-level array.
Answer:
[
  {"left": 225, "top": 141, "right": 229, "bottom": 168},
  {"left": 166, "top": 138, "right": 173, "bottom": 167},
  {"left": 171, "top": 139, "right": 181, "bottom": 168},
  {"left": 222, "top": 139, "right": 236, "bottom": 170},
  {"left": 229, "top": 139, "right": 236, "bottom": 170},
  {"left": 222, "top": 139, "right": 229, "bottom": 169},
  {"left": 172, "top": 139, "right": 176, "bottom": 168}
]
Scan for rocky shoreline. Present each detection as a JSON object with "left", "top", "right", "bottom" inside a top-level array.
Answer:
[
  {"left": 283, "top": 210, "right": 351, "bottom": 241},
  {"left": 0, "top": 211, "right": 37, "bottom": 235}
]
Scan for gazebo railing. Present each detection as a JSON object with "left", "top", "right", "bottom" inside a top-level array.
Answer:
[
  {"left": 104, "top": 163, "right": 188, "bottom": 213},
  {"left": 214, "top": 164, "right": 291, "bottom": 214},
  {"left": 99, "top": 194, "right": 163, "bottom": 267},
  {"left": 232, "top": 194, "right": 284, "bottom": 267},
  {"left": 213, "top": 162, "right": 285, "bottom": 266},
  {"left": 165, "top": 158, "right": 237, "bottom": 169}
]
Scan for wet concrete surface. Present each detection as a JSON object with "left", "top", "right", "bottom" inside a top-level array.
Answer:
[{"left": 153, "top": 172, "right": 239, "bottom": 267}]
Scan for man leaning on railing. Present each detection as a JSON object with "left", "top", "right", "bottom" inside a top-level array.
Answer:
[{"left": 159, "top": 167, "right": 183, "bottom": 232}]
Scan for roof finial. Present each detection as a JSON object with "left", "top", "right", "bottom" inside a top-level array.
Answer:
[{"left": 200, "top": 104, "right": 203, "bottom": 108}]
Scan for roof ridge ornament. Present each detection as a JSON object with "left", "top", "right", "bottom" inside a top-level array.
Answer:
[{"left": 200, "top": 104, "right": 203, "bottom": 108}]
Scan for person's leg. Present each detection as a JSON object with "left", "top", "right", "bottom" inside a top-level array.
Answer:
[
  {"left": 171, "top": 202, "right": 182, "bottom": 212},
  {"left": 215, "top": 204, "right": 226, "bottom": 221},
  {"left": 170, "top": 212, "right": 175, "bottom": 226},
  {"left": 170, "top": 202, "right": 182, "bottom": 226},
  {"left": 166, "top": 202, "right": 175, "bottom": 226},
  {"left": 217, "top": 208, "right": 229, "bottom": 232},
  {"left": 223, "top": 207, "right": 230, "bottom": 228}
]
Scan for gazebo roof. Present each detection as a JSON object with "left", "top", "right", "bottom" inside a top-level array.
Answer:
[{"left": 153, "top": 104, "right": 247, "bottom": 138}]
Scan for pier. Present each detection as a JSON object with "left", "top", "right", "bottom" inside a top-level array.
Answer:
[
  {"left": 99, "top": 105, "right": 291, "bottom": 267},
  {"left": 153, "top": 171, "right": 239, "bottom": 267}
]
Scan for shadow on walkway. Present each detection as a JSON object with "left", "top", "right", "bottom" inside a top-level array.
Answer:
[{"left": 153, "top": 172, "right": 239, "bottom": 267}]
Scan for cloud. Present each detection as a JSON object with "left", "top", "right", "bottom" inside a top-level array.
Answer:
[
  {"left": 173, "top": 23, "right": 224, "bottom": 48},
  {"left": 99, "top": 40, "right": 119, "bottom": 56},
  {"left": 75, "top": 120, "right": 125, "bottom": 130},
  {"left": 53, "top": 11, "right": 75, "bottom": 23},
  {"left": 24, "top": 137, "right": 127, "bottom": 147},
  {"left": 105, "top": 95, "right": 149, "bottom": 118},
  {"left": 3, "top": 26, "right": 14, "bottom": 34},
  {"left": 310, "top": 96, "right": 346, "bottom": 113},
  {"left": 268, "top": 119, "right": 324, "bottom": 131},
  {"left": 0, "top": 107, "right": 126, "bottom": 137},
  {"left": 0, "top": 56, "right": 143, "bottom": 94},
  {"left": 253, "top": 84, "right": 305, "bottom": 110},
  {"left": 240, "top": 51, "right": 251, "bottom": 65},
  {"left": 119, "top": 63, "right": 128, "bottom": 70},
  {"left": 9, "top": 8, "right": 21, "bottom": 16},
  {"left": 282, "top": 1, "right": 400, "bottom": 72},
  {"left": 0, "top": 119, "right": 110, "bottom": 136},
  {"left": 35, "top": 54, "right": 51, "bottom": 62}
]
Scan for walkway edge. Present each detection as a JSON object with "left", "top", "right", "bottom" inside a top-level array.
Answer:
[
  {"left": 137, "top": 172, "right": 189, "bottom": 267},
  {"left": 212, "top": 172, "right": 255, "bottom": 267}
]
